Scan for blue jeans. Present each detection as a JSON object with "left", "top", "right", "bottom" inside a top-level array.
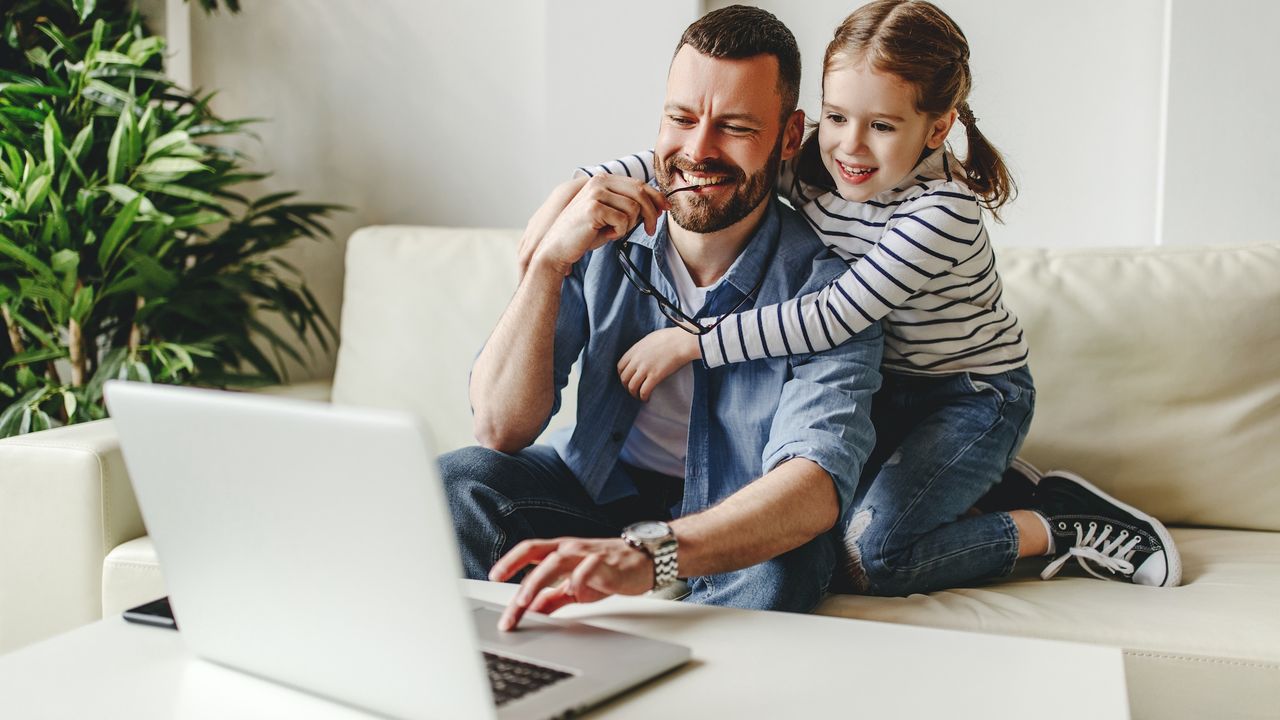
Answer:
[
  {"left": 846, "top": 366, "right": 1036, "bottom": 596},
  {"left": 437, "top": 444, "right": 839, "bottom": 613}
]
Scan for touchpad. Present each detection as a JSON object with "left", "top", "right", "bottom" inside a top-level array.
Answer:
[{"left": 472, "top": 606, "right": 552, "bottom": 647}]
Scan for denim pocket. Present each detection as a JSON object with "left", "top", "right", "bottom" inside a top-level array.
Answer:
[{"left": 962, "top": 372, "right": 1007, "bottom": 405}]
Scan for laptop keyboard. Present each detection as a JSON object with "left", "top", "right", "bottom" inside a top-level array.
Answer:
[{"left": 483, "top": 652, "right": 574, "bottom": 707}]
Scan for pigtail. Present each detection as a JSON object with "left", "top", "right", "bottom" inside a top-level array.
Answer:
[{"left": 957, "top": 102, "right": 1016, "bottom": 222}]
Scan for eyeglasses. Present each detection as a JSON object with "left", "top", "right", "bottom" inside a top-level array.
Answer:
[{"left": 615, "top": 238, "right": 764, "bottom": 337}]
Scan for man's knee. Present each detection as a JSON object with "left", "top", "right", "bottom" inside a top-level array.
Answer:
[{"left": 438, "top": 445, "right": 512, "bottom": 488}]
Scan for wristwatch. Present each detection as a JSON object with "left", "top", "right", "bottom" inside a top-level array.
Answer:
[{"left": 621, "top": 521, "right": 679, "bottom": 591}]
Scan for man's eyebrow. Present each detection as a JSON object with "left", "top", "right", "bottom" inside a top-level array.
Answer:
[{"left": 664, "top": 103, "right": 764, "bottom": 125}]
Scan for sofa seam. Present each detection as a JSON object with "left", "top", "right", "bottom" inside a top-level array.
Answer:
[
  {"left": 1124, "top": 650, "right": 1280, "bottom": 671},
  {"left": 105, "top": 561, "right": 161, "bottom": 572}
]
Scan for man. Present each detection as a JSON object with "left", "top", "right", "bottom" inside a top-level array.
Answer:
[{"left": 444, "top": 5, "right": 883, "bottom": 630}]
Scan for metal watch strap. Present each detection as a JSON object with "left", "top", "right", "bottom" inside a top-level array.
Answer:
[{"left": 650, "top": 539, "right": 678, "bottom": 590}]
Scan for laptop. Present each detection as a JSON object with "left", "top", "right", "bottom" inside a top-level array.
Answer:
[{"left": 104, "top": 381, "right": 690, "bottom": 720}]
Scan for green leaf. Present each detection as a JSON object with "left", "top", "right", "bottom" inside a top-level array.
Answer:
[
  {"left": 0, "top": 234, "right": 56, "bottom": 284},
  {"left": 25, "top": 48, "right": 51, "bottom": 69},
  {"left": 69, "top": 123, "right": 94, "bottom": 161},
  {"left": 92, "top": 51, "right": 135, "bottom": 66},
  {"left": 145, "top": 130, "right": 191, "bottom": 159},
  {"left": 24, "top": 173, "right": 52, "bottom": 213},
  {"left": 73, "top": 0, "right": 98, "bottom": 22},
  {"left": 107, "top": 112, "right": 126, "bottom": 183},
  {"left": 7, "top": 309, "right": 57, "bottom": 348},
  {"left": 51, "top": 248, "right": 80, "bottom": 275},
  {"left": 0, "top": 84, "right": 68, "bottom": 99},
  {"left": 102, "top": 184, "right": 160, "bottom": 216},
  {"left": 137, "top": 157, "right": 208, "bottom": 179},
  {"left": 62, "top": 391, "right": 79, "bottom": 420},
  {"left": 70, "top": 285, "right": 95, "bottom": 324},
  {"left": 137, "top": 182, "right": 223, "bottom": 206},
  {"left": 85, "top": 79, "right": 135, "bottom": 106},
  {"left": 3, "top": 347, "right": 68, "bottom": 370},
  {"left": 128, "top": 360, "right": 153, "bottom": 383},
  {"left": 43, "top": 115, "right": 61, "bottom": 168},
  {"left": 99, "top": 194, "right": 143, "bottom": 268}
]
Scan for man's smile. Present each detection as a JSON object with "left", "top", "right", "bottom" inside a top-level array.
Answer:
[{"left": 676, "top": 169, "right": 735, "bottom": 193}]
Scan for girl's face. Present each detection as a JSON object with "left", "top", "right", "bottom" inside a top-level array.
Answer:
[{"left": 818, "top": 59, "right": 954, "bottom": 202}]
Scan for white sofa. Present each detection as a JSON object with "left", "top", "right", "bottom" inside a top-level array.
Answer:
[{"left": 2, "top": 226, "right": 1278, "bottom": 719}]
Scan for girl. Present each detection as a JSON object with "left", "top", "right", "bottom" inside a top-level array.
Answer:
[{"left": 553, "top": 0, "right": 1180, "bottom": 591}]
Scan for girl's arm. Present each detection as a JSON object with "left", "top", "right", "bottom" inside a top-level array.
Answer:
[
  {"left": 701, "top": 188, "right": 984, "bottom": 368},
  {"left": 576, "top": 151, "right": 657, "bottom": 182}
]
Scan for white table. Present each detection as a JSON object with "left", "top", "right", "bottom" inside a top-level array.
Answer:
[{"left": 0, "top": 580, "right": 1129, "bottom": 719}]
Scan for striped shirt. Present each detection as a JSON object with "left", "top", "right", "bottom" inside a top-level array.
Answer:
[{"left": 576, "top": 148, "right": 1028, "bottom": 376}]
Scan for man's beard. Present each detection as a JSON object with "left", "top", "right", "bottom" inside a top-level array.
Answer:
[{"left": 656, "top": 137, "right": 782, "bottom": 234}]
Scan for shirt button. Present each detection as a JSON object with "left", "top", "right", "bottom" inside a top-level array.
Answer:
[{"left": 610, "top": 432, "right": 624, "bottom": 442}]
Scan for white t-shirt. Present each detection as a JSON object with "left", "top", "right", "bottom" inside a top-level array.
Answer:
[{"left": 618, "top": 241, "right": 713, "bottom": 478}]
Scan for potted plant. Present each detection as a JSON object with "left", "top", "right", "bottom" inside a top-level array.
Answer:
[{"left": 1, "top": 0, "right": 338, "bottom": 437}]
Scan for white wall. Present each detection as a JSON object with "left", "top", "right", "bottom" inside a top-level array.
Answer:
[
  {"left": 186, "top": 1, "right": 696, "bottom": 379},
  {"left": 1161, "top": 1, "right": 1280, "bottom": 246},
  {"left": 175, "top": 1, "right": 1277, "bottom": 379}
]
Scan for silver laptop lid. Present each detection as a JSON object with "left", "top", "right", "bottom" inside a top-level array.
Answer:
[{"left": 105, "top": 381, "right": 495, "bottom": 720}]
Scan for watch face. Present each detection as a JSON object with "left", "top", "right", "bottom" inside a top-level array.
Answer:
[{"left": 630, "top": 521, "right": 669, "bottom": 541}]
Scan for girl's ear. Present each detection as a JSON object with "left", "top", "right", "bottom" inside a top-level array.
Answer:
[
  {"left": 781, "top": 109, "right": 806, "bottom": 160},
  {"left": 927, "top": 109, "right": 957, "bottom": 149}
]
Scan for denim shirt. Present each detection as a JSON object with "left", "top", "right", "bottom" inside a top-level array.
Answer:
[{"left": 543, "top": 198, "right": 883, "bottom": 523}]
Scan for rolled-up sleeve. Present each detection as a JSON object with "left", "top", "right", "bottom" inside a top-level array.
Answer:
[{"left": 762, "top": 322, "right": 883, "bottom": 524}]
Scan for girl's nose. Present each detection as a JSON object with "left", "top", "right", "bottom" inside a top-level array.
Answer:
[{"left": 840, "top": 126, "right": 867, "bottom": 156}]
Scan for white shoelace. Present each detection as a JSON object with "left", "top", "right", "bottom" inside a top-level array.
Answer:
[{"left": 1041, "top": 521, "right": 1142, "bottom": 581}]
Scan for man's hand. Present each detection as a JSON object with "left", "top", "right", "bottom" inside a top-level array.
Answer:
[
  {"left": 617, "top": 327, "right": 701, "bottom": 401},
  {"left": 529, "top": 175, "right": 668, "bottom": 278},
  {"left": 488, "top": 537, "right": 654, "bottom": 631},
  {"left": 518, "top": 176, "right": 587, "bottom": 278}
]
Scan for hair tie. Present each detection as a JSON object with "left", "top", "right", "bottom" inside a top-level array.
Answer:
[{"left": 959, "top": 103, "right": 978, "bottom": 127}]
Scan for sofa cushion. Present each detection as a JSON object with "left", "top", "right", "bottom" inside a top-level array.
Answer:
[
  {"left": 998, "top": 244, "right": 1280, "bottom": 532},
  {"left": 331, "top": 226, "right": 577, "bottom": 453},
  {"left": 815, "top": 527, "right": 1280, "bottom": 720}
]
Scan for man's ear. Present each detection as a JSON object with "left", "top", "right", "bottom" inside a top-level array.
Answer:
[
  {"left": 781, "top": 109, "right": 805, "bottom": 160},
  {"left": 927, "top": 109, "right": 957, "bottom": 150}
]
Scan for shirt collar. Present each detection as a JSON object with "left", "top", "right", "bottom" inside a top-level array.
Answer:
[{"left": 626, "top": 200, "right": 779, "bottom": 300}]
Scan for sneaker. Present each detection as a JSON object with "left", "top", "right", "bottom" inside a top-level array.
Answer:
[
  {"left": 1035, "top": 470, "right": 1182, "bottom": 587},
  {"left": 972, "top": 456, "right": 1042, "bottom": 514}
]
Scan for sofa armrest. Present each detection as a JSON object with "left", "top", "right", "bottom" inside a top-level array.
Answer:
[{"left": 0, "top": 419, "right": 140, "bottom": 653}]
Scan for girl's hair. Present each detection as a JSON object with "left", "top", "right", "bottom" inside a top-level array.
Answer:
[{"left": 799, "top": 0, "right": 1016, "bottom": 219}]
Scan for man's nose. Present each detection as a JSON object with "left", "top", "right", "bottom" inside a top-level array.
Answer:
[{"left": 684, "top": 122, "right": 717, "bottom": 163}]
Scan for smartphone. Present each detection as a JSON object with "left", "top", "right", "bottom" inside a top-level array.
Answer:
[{"left": 122, "top": 596, "right": 178, "bottom": 630}]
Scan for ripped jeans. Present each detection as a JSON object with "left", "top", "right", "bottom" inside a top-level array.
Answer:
[{"left": 843, "top": 366, "right": 1035, "bottom": 596}]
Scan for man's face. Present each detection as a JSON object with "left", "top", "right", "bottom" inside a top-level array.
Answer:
[{"left": 654, "top": 46, "right": 802, "bottom": 234}]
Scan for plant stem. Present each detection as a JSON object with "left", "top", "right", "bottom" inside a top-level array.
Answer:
[
  {"left": 68, "top": 319, "right": 84, "bottom": 387},
  {"left": 1, "top": 304, "right": 25, "bottom": 356},
  {"left": 128, "top": 296, "right": 144, "bottom": 355}
]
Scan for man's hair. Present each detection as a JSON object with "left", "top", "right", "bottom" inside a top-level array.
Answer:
[{"left": 675, "top": 5, "right": 801, "bottom": 118}]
